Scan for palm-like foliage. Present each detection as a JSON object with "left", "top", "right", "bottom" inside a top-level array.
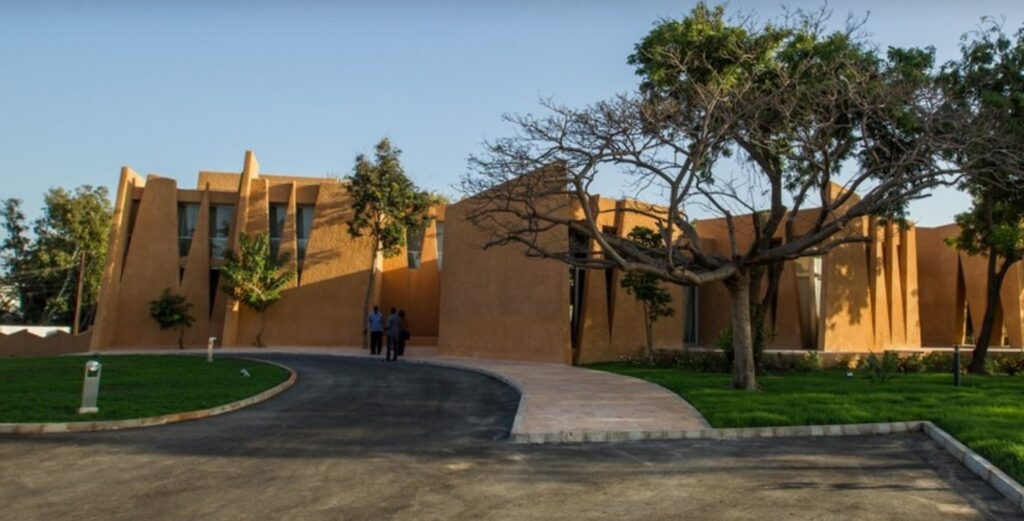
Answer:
[{"left": 220, "top": 233, "right": 295, "bottom": 347}]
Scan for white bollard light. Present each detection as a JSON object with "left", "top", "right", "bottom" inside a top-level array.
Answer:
[
  {"left": 78, "top": 360, "right": 102, "bottom": 414},
  {"left": 207, "top": 336, "right": 217, "bottom": 363}
]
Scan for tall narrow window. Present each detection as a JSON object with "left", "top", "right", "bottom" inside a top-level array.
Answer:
[
  {"left": 210, "top": 205, "right": 234, "bottom": 260},
  {"left": 435, "top": 222, "right": 444, "bottom": 270},
  {"left": 268, "top": 204, "right": 287, "bottom": 257},
  {"left": 296, "top": 205, "right": 314, "bottom": 262},
  {"left": 683, "top": 286, "right": 699, "bottom": 345},
  {"left": 568, "top": 227, "right": 589, "bottom": 351},
  {"left": 407, "top": 227, "right": 425, "bottom": 268},
  {"left": 795, "top": 256, "right": 823, "bottom": 349},
  {"left": 177, "top": 203, "right": 199, "bottom": 257}
]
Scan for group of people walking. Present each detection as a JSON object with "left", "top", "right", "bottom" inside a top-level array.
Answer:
[{"left": 366, "top": 306, "right": 410, "bottom": 362}]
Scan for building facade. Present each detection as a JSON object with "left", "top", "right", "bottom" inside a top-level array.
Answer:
[{"left": 90, "top": 152, "right": 1022, "bottom": 363}]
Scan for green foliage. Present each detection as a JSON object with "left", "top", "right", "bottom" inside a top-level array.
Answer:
[
  {"left": 220, "top": 233, "right": 295, "bottom": 347},
  {"left": 148, "top": 288, "right": 195, "bottom": 349},
  {"left": 620, "top": 226, "right": 675, "bottom": 361},
  {"left": 0, "top": 187, "right": 111, "bottom": 325},
  {"left": 346, "top": 138, "right": 434, "bottom": 258},
  {"left": 630, "top": 2, "right": 785, "bottom": 98},
  {"left": 861, "top": 351, "right": 901, "bottom": 383}
]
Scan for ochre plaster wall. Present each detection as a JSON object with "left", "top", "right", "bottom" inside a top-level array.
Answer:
[{"left": 437, "top": 199, "right": 571, "bottom": 364}]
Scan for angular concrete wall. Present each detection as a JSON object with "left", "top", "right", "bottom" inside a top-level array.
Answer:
[{"left": 917, "top": 224, "right": 1024, "bottom": 348}]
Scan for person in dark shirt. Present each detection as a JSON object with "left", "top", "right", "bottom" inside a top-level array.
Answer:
[
  {"left": 385, "top": 307, "right": 401, "bottom": 362},
  {"left": 398, "top": 309, "right": 410, "bottom": 357}
]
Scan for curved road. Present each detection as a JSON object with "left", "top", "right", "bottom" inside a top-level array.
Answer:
[{"left": 0, "top": 354, "right": 1019, "bottom": 520}]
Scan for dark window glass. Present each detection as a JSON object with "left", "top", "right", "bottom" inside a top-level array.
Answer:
[
  {"left": 210, "top": 205, "right": 234, "bottom": 259},
  {"left": 177, "top": 203, "right": 200, "bottom": 257},
  {"left": 269, "top": 204, "right": 287, "bottom": 257},
  {"left": 296, "top": 205, "right": 314, "bottom": 261}
]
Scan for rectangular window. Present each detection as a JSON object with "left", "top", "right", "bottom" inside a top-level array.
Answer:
[
  {"left": 210, "top": 205, "right": 234, "bottom": 259},
  {"left": 269, "top": 204, "right": 287, "bottom": 257},
  {"left": 407, "top": 227, "right": 425, "bottom": 269},
  {"left": 177, "top": 203, "right": 200, "bottom": 257},
  {"left": 296, "top": 205, "right": 314, "bottom": 261},
  {"left": 435, "top": 222, "right": 444, "bottom": 270}
]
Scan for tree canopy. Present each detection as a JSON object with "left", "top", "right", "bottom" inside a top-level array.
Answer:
[
  {"left": 941, "top": 22, "right": 1024, "bottom": 372},
  {"left": 463, "top": 3, "right": 983, "bottom": 390},
  {"left": 0, "top": 186, "right": 111, "bottom": 326}
]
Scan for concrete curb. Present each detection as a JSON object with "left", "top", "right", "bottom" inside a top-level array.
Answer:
[
  {"left": 0, "top": 357, "right": 296, "bottom": 434},
  {"left": 508, "top": 420, "right": 927, "bottom": 444},
  {"left": 920, "top": 421, "right": 1024, "bottom": 511}
]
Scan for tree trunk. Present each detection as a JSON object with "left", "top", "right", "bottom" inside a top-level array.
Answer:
[
  {"left": 727, "top": 270, "right": 757, "bottom": 391},
  {"left": 361, "top": 241, "right": 380, "bottom": 349},
  {"left": 256, "top": 311, "right": 266, "bottom": 348},
  {"left": 177, "top": 327, "right": 184, "bottom": 350},
  {"left": 970, "top": 251, "right": 1013, "bottom": 374}
]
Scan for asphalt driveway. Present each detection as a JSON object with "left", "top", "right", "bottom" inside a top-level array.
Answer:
[{"left": 0, "top": 353, "right": 1019, "bottom": 520}]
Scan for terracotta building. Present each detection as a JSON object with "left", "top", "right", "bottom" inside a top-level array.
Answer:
[{"left": 90, "top": 152, "right": 1021, "bottom": 363}]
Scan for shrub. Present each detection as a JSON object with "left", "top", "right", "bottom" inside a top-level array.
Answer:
[
  {"left": 795, "top": 351, "right": 823, "bottom": 372},
  {"left": 835, "top": 353, "right": 860, "bottom": 371},
  {"left": 862, "top": 351, "right": 900, "bottom": 383},
  {"left": 675, "top": 350, "right": 730, "bottom": 373},
  {"left": 899, "top": 353, "right": 925, "bottom": 373},
  {"left": 997, "top": 354, "right": 1024, "bottom": 376},
  {"left": 923, "top": 351, "right": 961, "bottom": 373},
  {"left": 617, "top": 348, "right": 729, "bottom": 372}
]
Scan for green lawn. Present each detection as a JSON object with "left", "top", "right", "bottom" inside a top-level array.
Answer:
[
  {"left": 0, "top": 355, "right": 290, "bottom": 423},
  {"left": 590, "top": 363, "right": 1024, "bottom": 483}
]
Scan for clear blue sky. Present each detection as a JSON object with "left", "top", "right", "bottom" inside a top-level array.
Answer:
[{"left": 1, "top": 0, "right": 1021, "bottom": 226}]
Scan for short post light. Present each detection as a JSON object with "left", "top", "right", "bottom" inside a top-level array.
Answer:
[
  {"left": 953, "top": 344, "right": 962, "bottom": 387},
  {"left": 207, "top": 336, "right": 218, "bottom": 363},
  {"left": 78, "top": 360, "right": 102, "bottom": 414}
]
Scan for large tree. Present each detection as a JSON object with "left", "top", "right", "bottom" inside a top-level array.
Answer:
[
  {"left": 346, "top": 138, "right": 433, "bottom": 348},
  {"left": 463, "top": 4, "right": 963, "bottom": 390},
  {"left": 0, "top": 186, "right": 111, "bottom": 326},
  {"left": 941, "top": 22, "right": 1024, "bottom": 374}
]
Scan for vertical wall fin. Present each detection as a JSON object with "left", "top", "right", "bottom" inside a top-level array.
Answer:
[
  {"left": 221, "top": 151, "right": 259, "bottom": 347},
  {"left": 90, "top": 167, "right": 144, "bottom": 350}
]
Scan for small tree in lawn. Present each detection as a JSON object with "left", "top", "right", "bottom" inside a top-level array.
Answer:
[
  {"left": 620, "top": 226, "right": 675, "bottom": 365},
  {"left": 220, "top": 233, "right": 295, "bottom": 347},
  {"left": 346, "top": 138, "right": 433, "bottom": 348},
  {"left": 148, "top": 288, "right": 195, "bottom": 349}
]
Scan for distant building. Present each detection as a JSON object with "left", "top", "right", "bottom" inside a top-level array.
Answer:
[{"left": 89, "top": 151, "right": 1024, "bottom": 363}]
